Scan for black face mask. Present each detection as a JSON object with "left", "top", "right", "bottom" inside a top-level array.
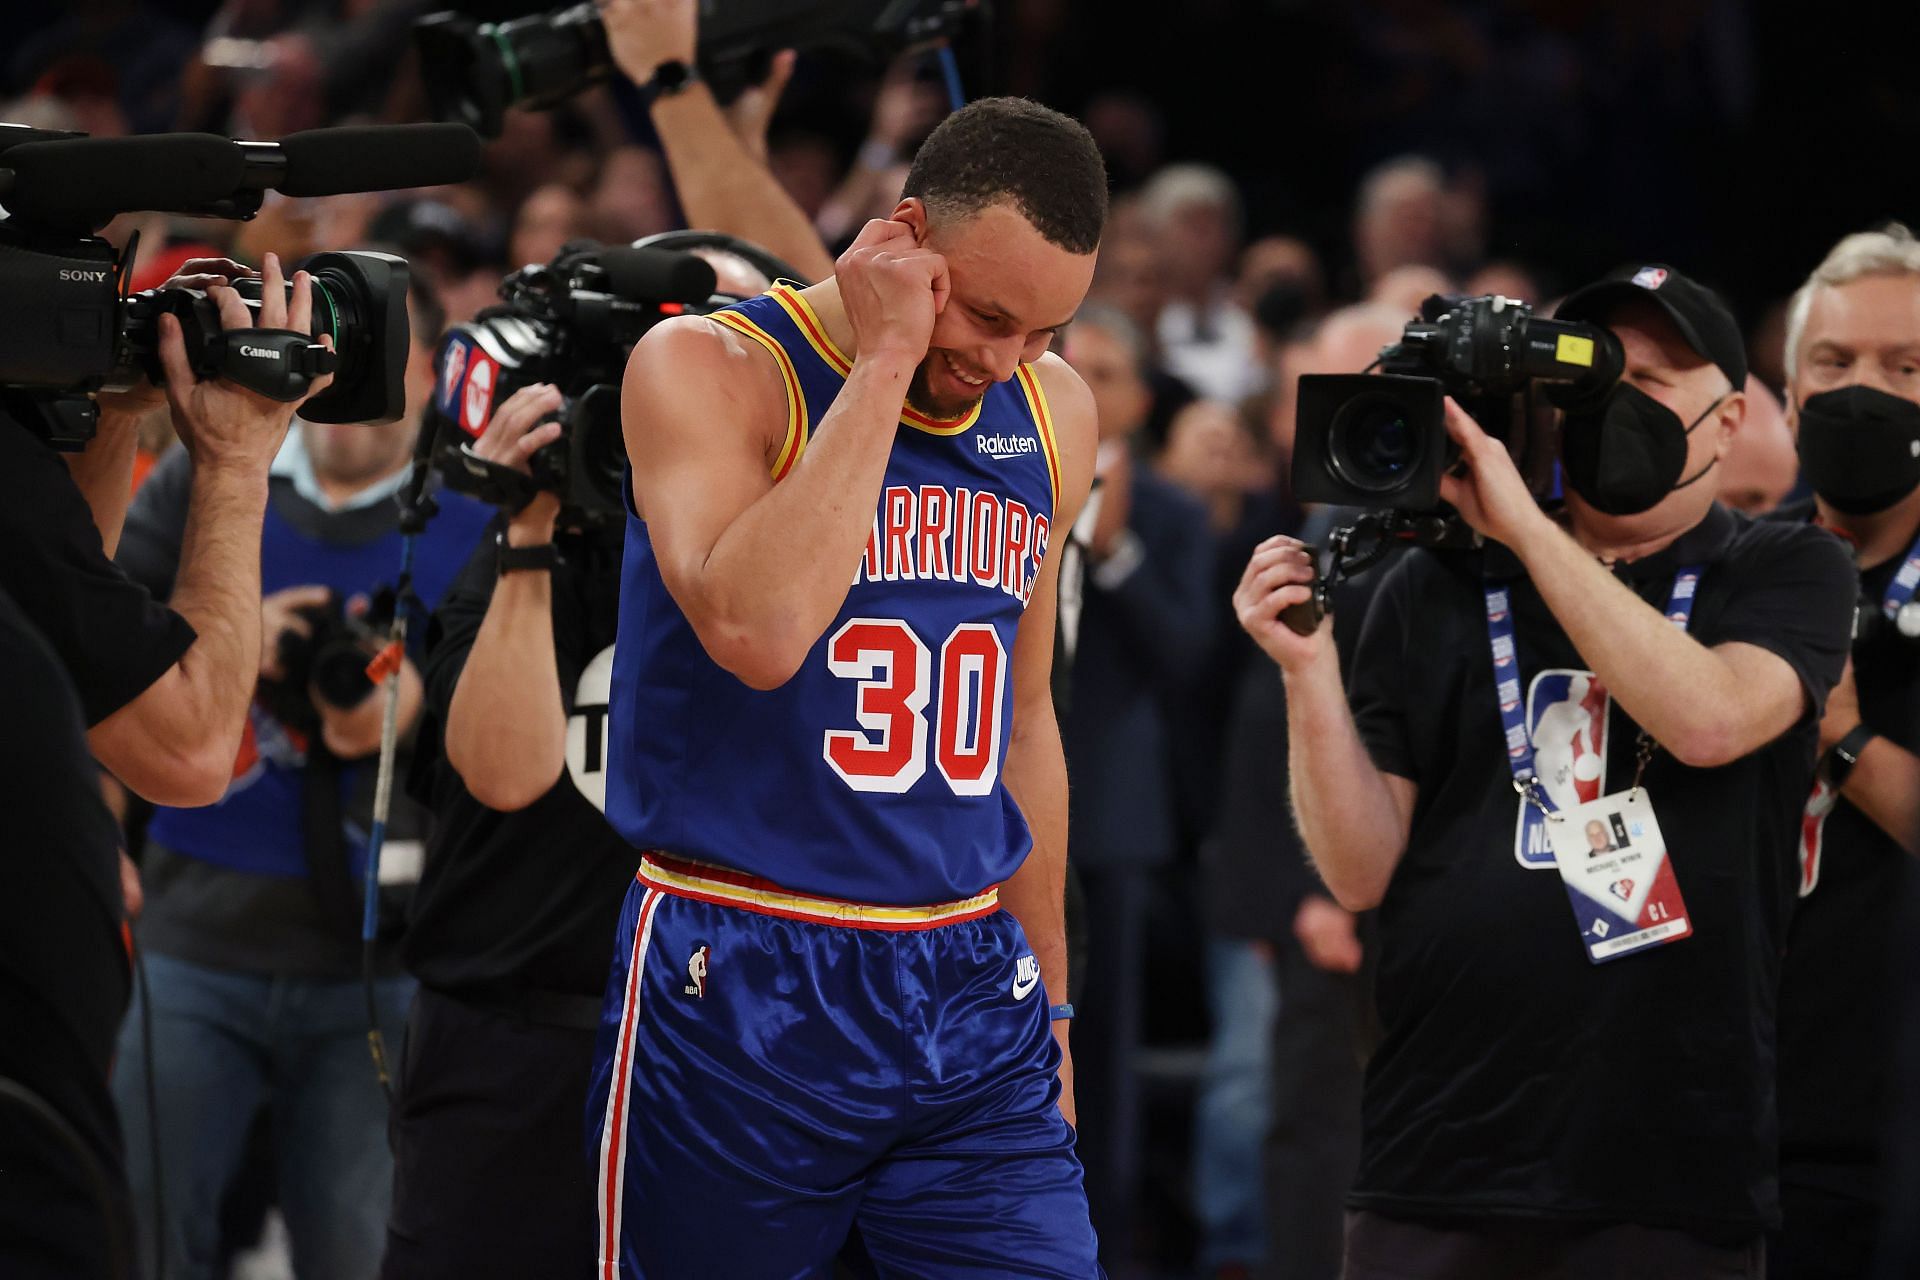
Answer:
[
  {"left": 1796, "top": 385, "right": 1920, "bottom": 516},
  {"left": 1560, "top": 383, "right": 1724, "bottom": 517}
]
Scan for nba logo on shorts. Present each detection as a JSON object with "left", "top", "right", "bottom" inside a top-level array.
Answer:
[
  {"left": 684, "top": 944, "right": 709, "bottom": 998},
  {"left": 1514, "top": 669, "right": 1611, "bottom": 867}
]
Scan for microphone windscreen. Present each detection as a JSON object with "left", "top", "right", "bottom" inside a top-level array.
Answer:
[
  {"left": 2, "top": 133, "right": 243, "bottom": 221},
  {"left": 275, "top": 123, "right": 482, "bottom": 196},
  {"left": 597, "top": 246, "right": 718, "bottom": 304}
]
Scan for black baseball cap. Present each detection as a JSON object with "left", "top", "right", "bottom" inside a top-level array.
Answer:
[{"left": 1556, "top": 264, "right": 1748, "bottom": 390}]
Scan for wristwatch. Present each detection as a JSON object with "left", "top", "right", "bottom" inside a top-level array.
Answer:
[
  {"left": 645, "top": 59, "right": 700, "bottom": 100},
  {"left": 1823, "top": 723, "right": 1877, "bottom": 789},
  {"left": 495, "top": 529, "right": 561, "bottom": 577}
]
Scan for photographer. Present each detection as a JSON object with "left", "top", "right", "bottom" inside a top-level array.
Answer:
[
  {"left": 1770, "top": 225, "right": 1920, "bottom": 1279},
  {"left": 108, "top": 279, "right": 493, "bottom": 1280},
  {"left": 0, "top": 254, "right": 333, "bottom": 808},
  {"left": 1236, "top": 267, "right": 1856, "bottom": 1276}
]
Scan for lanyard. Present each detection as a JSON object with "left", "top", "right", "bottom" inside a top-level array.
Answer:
[
  {"left": 1882, "top": 530, "right": 1920, "bottom": 632},
  {"left": 1485, "top": 565, "right": 1703, "bottom": 813}
]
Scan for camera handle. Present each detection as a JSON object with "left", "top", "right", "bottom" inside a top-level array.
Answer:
[
  {"left": 1280, "top": 510, "right": 1487, "bottom": 636},
  {"left": 210, "top": 328, "right": 337, "bottom": 401}
]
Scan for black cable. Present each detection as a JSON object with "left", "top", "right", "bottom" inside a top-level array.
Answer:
[
  {"left": 134, "top": 940, "right": 166, "bottom": 1280},
  {"left": 0, "top": 1076, "right": 132, "bottom": 1279}
]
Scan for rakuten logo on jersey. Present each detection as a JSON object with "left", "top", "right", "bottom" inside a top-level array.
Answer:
[{"left": 975, "top": 433, "right": 1039, "bottom": 460}]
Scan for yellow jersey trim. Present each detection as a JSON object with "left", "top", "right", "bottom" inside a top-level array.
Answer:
[
  {"left": 710, "top": 310, "right": 808, "bottom": 480},
  {"left": 1015, "top": 363, "right": 1062, "bottom": 511}
]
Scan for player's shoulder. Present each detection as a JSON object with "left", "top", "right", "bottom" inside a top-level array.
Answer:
[
  {"left": 1021, "top": 351, "right": 1096, "bottom": 466},
  {"left": 625, "top": 312, "right": 787, "bottom": 407}
]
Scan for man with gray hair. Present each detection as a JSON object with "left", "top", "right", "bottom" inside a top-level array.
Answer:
[
  {"left": 1352, "top": 155, "right": 1448, "bottom": 293},
  {"left": 1138, "top": 163, "right": 1261, "bottom": 402},
  {"left": 1771, "top": 222, "right": 1920, "bottom": 1280}
]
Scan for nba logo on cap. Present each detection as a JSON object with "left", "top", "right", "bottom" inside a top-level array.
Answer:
[{"left": 1631, "top": 266, "right": 1669, "bottom": 290}]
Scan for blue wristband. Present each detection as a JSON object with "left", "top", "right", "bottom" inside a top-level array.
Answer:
[{"left": 1049, "top": 1003, "right": 1075, "bottom": 1021}]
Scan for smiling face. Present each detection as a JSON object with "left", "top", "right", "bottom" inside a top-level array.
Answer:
[{"left": 900, "top": 199, "right": 1098, "bottom": 420}]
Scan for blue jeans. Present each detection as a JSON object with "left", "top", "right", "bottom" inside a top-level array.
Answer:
[
  {"left": 1193, "top": 936, "right": 1281, "bottom": 1272},
  {"left": 110, "top": 951, "right": 414, "bottom": 1280}
]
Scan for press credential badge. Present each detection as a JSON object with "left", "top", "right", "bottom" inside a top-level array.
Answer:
[{"left": 1545, "top": 787, "right": 1692, "bottom": 963}]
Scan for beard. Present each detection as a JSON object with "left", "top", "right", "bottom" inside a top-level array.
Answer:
[{"left": 905, "top": 350, "right": 989, "bottom": 422}]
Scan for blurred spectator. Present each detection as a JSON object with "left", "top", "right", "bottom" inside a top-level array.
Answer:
[
  {"left": 1158, "top": 399, "right": 1275, "bottom": 536},
  {"left": 1239, "top": 235, "right": 1328, "bottom": 369},
  {"left": 1351, "top": 155, "right": 1447, "bottom": 293},
  {"left": 1083, "top": 90, "right": 1167, "bottom": 192},
  {"left": 585, "top": 145, "right": 676, "bottom": 245},
  {"left": 1059, "top": 305, "right": 1215, "bottom": 1266},
  {"left": 1367, "top": 264, "right": 1453, "bottom": 318},
  {"left": 814, "top": 61, "right": 943, "bottom": 248},
  {"left": 508, "top": 184, "right": 586, "bottom": 271},
  {"left": 1465, "top": 259, "right": 1543, "bottom": 304},
  {"left": 7, "top": 0, "right": 195, "bottom": 133},
  {"left": 1087, "top": 230, "right": 1199, "bottom": 450},
  {"left": 767, "top": 129, "right": 843, "bottom": 220},
  {"left": 1719, "top": 375, "right": 1799, "bottom": 515},
  {"left": 369, "top": 199, "right": 503, "bottom": 328},
  {"left": 1139, "top": 163, "right": 1262, "bottom": 402}
]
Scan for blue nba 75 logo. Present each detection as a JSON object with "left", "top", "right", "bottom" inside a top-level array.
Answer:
[{"left": 1514, "top": 669, "right": 1611, "bottom": 868}]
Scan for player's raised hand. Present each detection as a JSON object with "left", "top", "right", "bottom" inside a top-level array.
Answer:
[{"left": 835, "top": 217, "right": 949, "bottom": 366}]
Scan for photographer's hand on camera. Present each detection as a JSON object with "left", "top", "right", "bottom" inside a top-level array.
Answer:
[
  {"left": 260, "top": 584, "right": 333, "bottom": 681},
  {"left": 160, "top": 254, "right": 334, "bottom": 474},
  {"left": 1235, "top": 535, "right": 1334, "bottom": 672},
  {"left": 445, "top": 384, "right": 569, "bottom": 809},
  {"left": 1434, "top": 396, "right": 1553, "bottom": 549}
]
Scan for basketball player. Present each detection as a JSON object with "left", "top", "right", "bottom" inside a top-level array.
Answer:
[{"left": 588, "top": 98, "right": 1107, "bottom": 1277}]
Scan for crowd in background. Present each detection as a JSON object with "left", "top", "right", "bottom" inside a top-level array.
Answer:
[{"left": 6, "top": 3, "right": 1917, "bottom": 1279}]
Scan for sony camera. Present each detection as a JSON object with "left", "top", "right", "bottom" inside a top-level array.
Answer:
[
  {"left": 425, "top": 237, "right": 728, "bottom": 520},
  {"left": 1293, "top": 294, "right": 1625, "bottom": 511},
  {"left": 415, "top": 0, "right": 978, "bottom": 136},
  {"left": 0, "top": 122, "right": 480, "bottom": 447}
]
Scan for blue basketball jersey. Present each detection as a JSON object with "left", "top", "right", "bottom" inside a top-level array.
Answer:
[{"left": 607, "top": 285, "right": 1063, "bottom": 905}]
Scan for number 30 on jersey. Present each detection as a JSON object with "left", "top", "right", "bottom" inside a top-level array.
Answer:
[{"left": 822, "top": 617, "right": 1007, "bottom": 796}]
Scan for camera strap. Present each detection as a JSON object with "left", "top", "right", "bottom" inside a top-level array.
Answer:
[
  {"left": 1485, "top": 565, "right": 1702, "bottom": 816},
  {"left": 216, "top": 328, "right": 338, "bottom": 402}
]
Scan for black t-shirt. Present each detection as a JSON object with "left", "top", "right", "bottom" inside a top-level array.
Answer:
[
  {"left": 1345, "top": 503, "right": 1855, "bottom": 1237},
  {"left": 1774, "top": 500, "right": 1920, "bottom": 1205},
  {"left": 402, "top": 522, "right": 643, "bottom": 998},
  {"left": 0, "top": 587, "right": 135, "bottom": 1279},
  {"left": 0, "top": 411, "right": 195, "bottom": 725}
]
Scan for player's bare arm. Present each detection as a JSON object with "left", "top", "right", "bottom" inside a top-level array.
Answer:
[
  {"left": 623, "top": 218, "right": 948, "bottom": 689},
  {"left": 999, "top": 352, "right": 1095, "bottom": 1125}
]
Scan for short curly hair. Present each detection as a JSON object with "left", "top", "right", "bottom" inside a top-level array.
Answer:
[{"left": 902, "top": 97, "right": 1107, "bottom": 255}]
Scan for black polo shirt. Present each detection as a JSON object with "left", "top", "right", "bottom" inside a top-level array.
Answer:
[
  {"left": 1345, "top": 502, "right": 1855, "bottom": 1238},
  {"left": 1773, "top": 499, "right": 1920, "bottom": 1206},
  {"left": 402, "top": 522, "right": 642, "bottom": 999}
]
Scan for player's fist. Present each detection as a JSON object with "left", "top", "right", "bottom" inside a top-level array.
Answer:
[
  {"left": 835, "top": 218, "right": 950, "bottom": 366},
  {"left": 1234, "top": 534, "right": 1332, "bottom": 672}
]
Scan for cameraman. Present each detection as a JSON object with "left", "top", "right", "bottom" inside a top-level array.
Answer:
[
  {"left": 109, "top": 279, "right": 493, "bottom": 1280},
  {"left": 0, "top": 254, "right": 332, "bottom": 807},
  {"left": 383, "top": 248, "right": 774, "bottom": 1279},
  {"left": 1770, "top": 224, "right": 1920, "bottom": 1279},
  {"left": 1236, "top": 267, "right": 1857, "bottom": 1276}
]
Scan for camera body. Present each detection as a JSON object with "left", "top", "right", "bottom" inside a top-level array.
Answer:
[
  {"left": 425, "top": 240, "right": 720, "bottom": 520},
  {"left": 260, "top": 588, "right": 396, "bottom": 732},
  {"left": 0, "top": 221, "right": 413, "bottom": 448},
  {"left": 416, "top": 0, "right": 978, "bottom": 136},
  {"left": 1293, "top": 294, "right": 1624, "bottom": 511}
]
